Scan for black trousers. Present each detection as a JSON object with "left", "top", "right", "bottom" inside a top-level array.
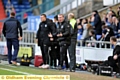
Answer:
[
  {"left": 56, "top": 44, "right": 60, "bottom": 66},
  {"left": 40, "top": 42, "right": 49, "bottom": 65},
  {"left": 108, "top": 56, "right": 120, "bottom": 73},
  {"left": 68, "top": 39, "right": 76, "bottom": 70},
  {"left": 59, "top": 44, "right": 69, "bottom": 68},
  {"left": 49, "top": 44, "right": 57, "bottom": 67}
]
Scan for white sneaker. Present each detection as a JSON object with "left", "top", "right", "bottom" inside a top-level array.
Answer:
[
  {"left": 43, "top": 64, "right": 49, "bottom": 69},
  {"left": 39, "top": 64, "right": 45, "bottom": 68}
]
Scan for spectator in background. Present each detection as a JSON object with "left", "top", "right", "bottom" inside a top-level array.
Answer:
[
  {"left": 117, "top": 18, "right": 120, "bottom": 38},
  {"left": 102, "top": 13, "right": 112, "bottom": 26},
  {"left": 92, "top": 10, "right": 102, "bottom": 35},
  {"left": 77, "top": 19, "right": 83, "bottom": 35},
  {"left": 77, "top": 19, "right": 80, "bottom": 24},
  {"left": 107, "top": 7, "right": 116, "bottom": 17},
  {"left": 102, "top": 13, "right": 108, "bottom": 24},
  {"left": 106, "top": 11, "right": 113, "bottom": 26},
  {"left": 23, "top": 13, "right": 28, "bottom": 23},
  {"left": 23, "top": 13, "right": 28, "bottom": 19},
  {"left": 88, "top": 14, "right": 95, "bottom": 27},
  {"left": 98, "top": 25, "right": 114, "bottom": 48},
  {"left": 81, "top": 18, "right": 89, "bottom": 40},
  {"left": 77, "top": 19, "right": 83, "bottom": 25},
  {"left": 111, "top": 16, "right": 119, "bottom": 37},
  {"left": 77, "top": 24, "right": 83, "bottom": 35},
  {"left": 117, "top": 6, "right": 120, "bottom": 19},
  {"left": 5, "top": 0, "right": 13, "bottom": 17},
  {"left": 86, "top": 30, "right": 96, "bottom": 47},
  {"left": 82, "top": 23, "right": 93, "bottom": 46},
  {"left": 77, "top": 19, "right": 83, "bottom": 46}
]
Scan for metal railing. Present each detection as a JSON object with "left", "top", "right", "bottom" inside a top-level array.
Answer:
[
  {"left": 77, "top": 40, "right": 113, "bottom": 49},
  {"left": 1, "top": 30, "right": 113, "bottom": 49},
  {"left": 1, "top": 30, "right": 36, "bottom": 43}
]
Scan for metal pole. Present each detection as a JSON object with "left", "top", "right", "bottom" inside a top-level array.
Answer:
[
  {"left": 21, "top": 13, "right": 24, "bottom": 24},
  {"left": 117, "top": 0, "right": 118, "bottom": 3},
  {"left": 113, "top": 0, "right": 115, "bottom": 4},
  {"left": 65, "top": 5, "right": 67, "bottom": 13},
  {"left": 76, "top": 0, "right": 79, "bottom": 18},
  {"left": 70, "top": 2, "right": 72, "bottom": 10}
]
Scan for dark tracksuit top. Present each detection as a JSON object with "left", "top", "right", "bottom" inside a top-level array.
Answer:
[
  {"left": 53, "top": 20, "right": 70, "bottom": 46},
  {"left": 36, "top": 19, "right": 56, "bottom": 46},
  {"left": 2, "top": 17, "right": 22, "bottom": 38}
]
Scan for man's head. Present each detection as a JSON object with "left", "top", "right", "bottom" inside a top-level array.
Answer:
[
  {"left": 92, "top": 10, "right": 98, "bottom": 16},
  {"left": 40, "top": 14, "right": 47, "bottom": 22},
  {"left": 68, "top": 13, "right": 75, "bottom": 20},
  {"left": 110, "top": 36, "right": 117, "bottom": 45},
  {"left": 58, "top": 14, "right": 64, "bottom": 23},
  {"left": 108, "top": 7, "right": 112, "bottom": 11},
  {"left": 54, "top": 15, "right": 58, "bottom": 22},
  {"left": 10, "top": 12, "right": 15, "bottom": 17}
]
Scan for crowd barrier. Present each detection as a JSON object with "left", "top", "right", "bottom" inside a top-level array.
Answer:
[{"left": 76, "top": 47, "right": 113, "bottom": 64}]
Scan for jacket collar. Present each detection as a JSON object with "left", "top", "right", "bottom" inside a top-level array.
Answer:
[{"left": 58, "top": 20, "right": 65, "bottom": 25}]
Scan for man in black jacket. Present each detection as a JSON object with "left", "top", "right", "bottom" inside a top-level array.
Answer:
[
  {"left": 109, "top": 36, "right": 120, "bottom": 74},
  {"left": 2, "top": 12, "right": 22, "bottom": 65},
  {"left": 52, "top": 14, "right": 70, "bottom": 70},
  {"left": 48, "top": 19, "right": 58, "bottom": 69},
  {"left": 68, "top": 13, "right": 77, "bottom": 72},
  {"left": 36, "top": 14, "right": 55, "bottom": 69},
  {"left": 92, "top": 10, "right": 102, "bottom": 35},
  {"left": 100, "top": 36, "right": 120, "bottom": 76}
]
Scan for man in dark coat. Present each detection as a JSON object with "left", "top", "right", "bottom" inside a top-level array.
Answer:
[
  {"left": 2, "top": 12, "right": 22, "bottom": 65},
  {"left": 51, "top": 14, "right": 70, "bottom": 70},
  {"left": 92, "top": 10, "right": 102, "bottom": 35},
  {"left": 36, "top": 14, "right": 56, "bottom": 69},
  {"left": 108, "top": 36, "right": 120, "bottom": 75}
]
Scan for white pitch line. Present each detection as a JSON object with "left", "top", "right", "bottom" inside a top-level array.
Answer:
[{"left": 0, "top": 68, "right": 34, "bottom": 75}]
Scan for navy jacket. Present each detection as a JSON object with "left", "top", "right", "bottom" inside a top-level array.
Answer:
[
  {"left": 93, "top": 14, "right": 102, "bottom": 35},
  {"left": 2, "top": 17, "right": 22, "bottom": 38}
]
